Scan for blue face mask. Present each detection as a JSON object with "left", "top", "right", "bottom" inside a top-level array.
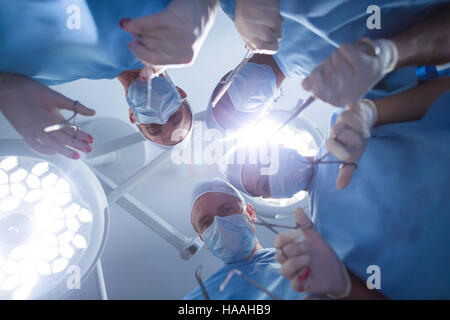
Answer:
[
  {"left": 127, "top": 76, "right": 182, "bottom": 124},
  {"left": 202, "top": 213, "right": 256, "bottom": 264},
  {"left": 226, "top": 62, "right": 280, "bottom": 113},
  {"left": 268, "top": 148, "right": 313, "bottom": 198}
]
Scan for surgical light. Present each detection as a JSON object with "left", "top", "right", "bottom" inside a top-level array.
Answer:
[
  {"left": 233, "top": 110, "right": 323, "bottom": 216},
  {"left": 0, "top": 140, "right": 108, "bottom": 300}
]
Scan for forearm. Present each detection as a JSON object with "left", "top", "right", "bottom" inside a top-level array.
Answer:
[
  {"left": 374, "top": 77, "right": 450, "bottom": 126},
  {"left": 341, "top": 271, "right": 386, "bottom": 300},
  {"left": 392, "top": 4, "right": 450, "bottom": 68}
]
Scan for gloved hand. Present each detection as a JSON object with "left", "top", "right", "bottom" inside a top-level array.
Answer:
[
  {"left": 302, "top": 38, "right": 398, "bottom": 107},
  {"left": 123, "top": 0, "right": 219, "bottom": 79},
  {"left": 325, "top": 99, "right": 378, "bottom": 189},
  {"left": 274, "top": 208, "right": 351, "bottom": 298},
  {"left": 235, "top": 0, "right": 283, "bottom": 55},
  {"left": 0, "top": 73, "right": 95, "bottom": 159}
]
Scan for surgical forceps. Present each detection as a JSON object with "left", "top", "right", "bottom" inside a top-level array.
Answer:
[
  {"left": 253, "top": 215, "right": 312, "bottom": 235},
  {"left": 275, "top": 96, "right": 316, "bottom": 133},
  {"left": 43, "top": 100, "right": 79, "bottom": 134},
  {"left": 195, "top": 265, "right": 210, "bottom": 300},
  {"left": 211, "top": 49, "right": 254, "bottom": 108},
  {"left": 220, "top": 269, "right": 282, "bottom": 300}
]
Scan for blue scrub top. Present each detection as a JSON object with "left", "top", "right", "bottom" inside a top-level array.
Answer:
[
  {"left": 220, "top": 0, "right": 450, "bottom": 99},
  {"left": 183, "top": 248, "right": 306, "bottom": 300},
  {"left": 308, "top": 92, "right": 450, "bottom": 299},
  {"left": 0, "top": 0, "right": 171, "bottom": 86}
]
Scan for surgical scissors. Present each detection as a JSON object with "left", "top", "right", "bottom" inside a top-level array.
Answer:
[
  {"left": 220, "top": 269, "right": 282, "bottom": 300},
  {"left": 211, "top": 49, "right": 254, "bottom": 108},
  {"left": 43, "top": 102, "right": 79, "bottom": 133},
  {"left": 254, "top": 215, "right": 312, "bottom": 235}
]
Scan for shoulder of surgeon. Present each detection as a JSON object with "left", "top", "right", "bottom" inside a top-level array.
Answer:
[
  {"left": 182, "top": 265, "right": 231, "bottom": 300},
  {"left": 182, "top": 249, "right": 277, "bottom": 300}
]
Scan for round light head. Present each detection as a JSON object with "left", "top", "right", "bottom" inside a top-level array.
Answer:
[
  {"left": 232, "top": 110, "right": 323, "bottom": 217},
  {"left": 0, "top": 140, "right": 108, "bottom": 299}
]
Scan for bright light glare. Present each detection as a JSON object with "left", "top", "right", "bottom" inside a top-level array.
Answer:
[
  {"left": 41, "top": 173, "right": 58, "bottom": 188},
  {"left": 10, "top": 183, "right": 26, "bottom": 199},
  {"left": 50, "top": 206, "right": 64, "bottom": 220},
  {"left": 9, "top": 169, "right": 28, "bottom": 183},
  {"left": 31, "top": 162, "right": 49, "bottom": 176},
  {"left": 55, "top": 193, "right": 71, "bottom": 207},
  {"left": 26, "top": 174, "right": 40, "bottom": 189},
  {"left": 0, "top": 156, "right": 97, "bottom": 299},
  {"left": 59, "top": 245, "right": 74, "bottom": 260},
  {"left": 23, "top": 189, "right": 42, "bottom": 203},
  {"left": 55, "top": 179, "right": 70, "bottom": 193},
  {"left": 237, "top": 119, "right": 279, "bottom": 147},
  {"left": 20, "top": 271, "right": 39, "bottom": 288},
  {"left": 3, "top": 259, "right": 19, "bottom": 275},
  {"left": 64, "top": 204, "right": 80, "bottom": 217},
  {"left": 0, "top": 196, "right": 21, "bottom": 211},
  {"left": 59, "top": 231, "right": 75, "bottom": 244},
  {"left": 51, "top": 258, "right": 68, "bottom": 274},
  {"left": 12, "top": 286, "right": 31, "bottom": 300},
  {"left": 1, "top": 275, "right": 20, "bottom": 291},
  {"left": 38, "top": 247, "right": 59, "bottom": 261},
  {"left": 0, "top": 185, "right": 9, "bottom": 199},
  {"left": 9, "top": 246, "right": 28, "bottom": 260},
  {"left": 78, "top": 208, "right": 93, "bottom": 223},
  {"left": 72, "top": 234, "right": 87, "bottom": 249},
  {"left": 236, "top": 117, "right": 319, "bottom": 208},
  {"left": 42, "top": 187, "right": 58, "bottom": 203},
  {"left": 0, "top": 169, "right": 8, "bottom": 184},
  {"left": 0, "top": 157, "right": 18, "bottom": 171},
  {"left": 65, "top": 217, "right": 80, "bottom": 232},
  {"left": 236, "top": 119, "right": 317, "bottom": 157},
  {"left": 36, "top": 261, "right": 51, "bottom": 275},
  {"left": 42, "top": 233, "right": 58, "bottom": 247}
]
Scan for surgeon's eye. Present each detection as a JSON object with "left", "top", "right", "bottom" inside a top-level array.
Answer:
[
  {"left": 202, "top": 217, "right": 213, "bottom": 229},
  {"left": 169, "top": 107, "right": 183, "bottom": 126},
  {"left": 222, "top": 206, "right": 234, "bottom": 215},
  {"left": 144, "top": 124, "right": 163, "bottom": 136}
]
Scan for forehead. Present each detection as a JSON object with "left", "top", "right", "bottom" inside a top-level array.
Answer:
[{"left": 191, "top": 192, "right": 241, "bottom": 220}]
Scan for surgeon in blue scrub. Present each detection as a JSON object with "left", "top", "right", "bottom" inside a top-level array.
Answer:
[
  {"left": 0, "top": 0, "right": 219, "bottom": 158},
  {"left": 221, "top": 78, "right": 450, "bottom": 299},
  {"left": 184, "top": 178, "right": 385, "bottom": 300},
  {"left": 207, "top": 0, "right": 450, "bottom": 130}
]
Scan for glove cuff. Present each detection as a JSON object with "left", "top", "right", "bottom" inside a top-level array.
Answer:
[
  {"left": 327, "top": 262, "right": 352, "bottom": 299},
  {"left": 360, "top": 98, "right": 378, "bottom": 128},
  {"left": 375, "top": 39, "right": 398, "bottom": 74}
]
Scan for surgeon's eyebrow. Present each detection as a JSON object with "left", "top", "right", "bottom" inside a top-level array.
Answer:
[{"left": 142, "top": 123, "right": 163, "bottom": 135}]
